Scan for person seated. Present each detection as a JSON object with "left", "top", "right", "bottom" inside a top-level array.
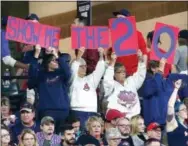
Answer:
[
  {"left": 59, "top": 124, "right": 76, "bottom": 146},
  {"left": 105, "top": 128, "right": 122, "bottom": 146},
  {"left": 11, "top": 102, "right": 40, "bottom": 144},
  {"left": 36, "top": 116, "right": 61, "bottom": 146}
]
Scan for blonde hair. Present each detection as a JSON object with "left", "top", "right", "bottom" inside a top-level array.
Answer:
[
  {"left": 86, "top": 116, "right": 104, "bottom": 133},
  {"left": 19, "top": 129, "right": 38, "bottom": 146},
  {"left": 131, "top": 115, "right": 144, "bottom": 135},
  {"left": 1, "top": 97, "right": 10, "bottom": 107}
]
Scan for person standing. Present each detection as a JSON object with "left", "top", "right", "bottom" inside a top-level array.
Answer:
[{"left": 112, "top": 9, "right": 147, "bottom": 76}]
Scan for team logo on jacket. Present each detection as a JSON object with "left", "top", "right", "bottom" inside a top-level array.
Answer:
[
  {"left": 117, "top": 90, "right": 137, "bottom": 109},
  {"left": 83, "top": 83, "right": 90, "bottom": 91}
]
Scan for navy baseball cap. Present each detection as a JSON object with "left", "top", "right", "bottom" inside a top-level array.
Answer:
[
  {"left": 1, "top": 16, "right": 8, "bottom": 26},
  {"left": 113, "top": 9, "right": 131, "bottom": 17},
  {"left": 178, "top": 29, "right": 188, "bottom": 39},
  {"left": 147, "top": 31, "right": 161, "bottom": 43},
  {"left": 25, "top": 13, "right": 39, "bottom": 21}
]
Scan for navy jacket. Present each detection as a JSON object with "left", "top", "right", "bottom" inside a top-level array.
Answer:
[
  {"left": 28, "top": 55, "right": 71, "bottom": 111},
  {"left": 139, "top": 73, "right": 188, "bottom": 126}
]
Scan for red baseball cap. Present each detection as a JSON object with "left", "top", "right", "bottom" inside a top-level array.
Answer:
[
  {"left": 105, "top": 109, "right": 125, "bottom": 121},
  {"left": 147, "top": 122, "right": 163, "bottom": 131}
]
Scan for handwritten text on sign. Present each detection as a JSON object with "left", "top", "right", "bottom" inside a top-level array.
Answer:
[
  {"left": 109, "top": 16, "right": 138, "bottom": 57},
  {"left": 6, "top": 16, "right": 61, "bottom": 49},
  {"left": 151, "top": 22, "right": 179, "bottom": 64},
  {"left": 71, "top": 26, "right": 109, "bottom": 49}
]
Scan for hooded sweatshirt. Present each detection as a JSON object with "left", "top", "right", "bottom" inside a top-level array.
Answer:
[
  {"left": 103, "top": 61, "right": 146, "bottom": 119},
  {"left": 28, "top": 55, "right": 71, "bottom": 111},
  {"left": 70, "top": 59, "right": 105, "bottom": 112}
]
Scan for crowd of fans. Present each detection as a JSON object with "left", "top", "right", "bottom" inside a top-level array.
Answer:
[{"left": 1, "top": 8, "right": 188, "bottom": 146}]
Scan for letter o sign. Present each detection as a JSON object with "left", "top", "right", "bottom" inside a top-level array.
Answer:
[{"left": 153, "top": 26, "right": 176, "bottom": 59}]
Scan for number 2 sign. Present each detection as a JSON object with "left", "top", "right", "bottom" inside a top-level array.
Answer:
[{"left": 109, "top": 16, "right": 138, "bottom": 57}]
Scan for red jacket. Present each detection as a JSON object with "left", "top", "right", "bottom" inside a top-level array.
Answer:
[{"left": 116, "top": 30, "right": 147, "bottom": 76}]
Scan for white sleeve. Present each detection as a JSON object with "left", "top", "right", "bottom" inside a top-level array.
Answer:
[
  {"left": 2, "top": 56, "right": 16, "bottom": 67},
  {"left": 70, "top": 60, "right": 80, "bottom": 82},
  {"left": 128, "top": 61, "right": 147, "bottom": 90},
  {"left": 103, "top": 65, "right": 115, "bottom": 97},
  {"left": 90, "top": 60, "right": 106, "bottom": 89}
]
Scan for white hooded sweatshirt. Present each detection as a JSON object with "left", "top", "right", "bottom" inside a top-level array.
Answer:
[
  {"left": 103, "top": 61, "right": 146, "bottom": 119},
  {"left": 70, "top": 59, "right": 105, "bottom": 112}
]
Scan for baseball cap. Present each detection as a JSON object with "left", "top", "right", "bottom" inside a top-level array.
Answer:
[
  {"left": 178, "top": 29, "right": 188, "bottom": 39},
  {"left": 105, "top": 109, "right": 125, "bottom": 121},
  {"left": 25, "top": 13, "right": 39, "bottom": 21},
  {"left": 113, "top": 9, "right": 131, "bottom": 17},
  {"left": 41, "top": 116, "right": 55, "bottom": 125},
  {"left": 20, "top": 102, "right": 34, "bottom": 113},
  {"left": 147, "top": 122, "right": 163, "bottom": 131}
]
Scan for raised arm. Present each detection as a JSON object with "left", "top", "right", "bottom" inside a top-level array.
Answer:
[
  {"left": 103, "top": 52, "right": 116, "bottom": 97},
  {"left": 70, "top": 47, "right": 85, "bottom": 81},
  {"left": 166, "top": 79, "right": 182, "bottom": 132},
  {"left": 90, "top": 47, "right": 106, "bottom": 88},
  {"left": 130, "top": 50, "right": 147, "bottom": 90},
  {"left": 27, "top": 44, "right": 41, "bottom": 89}
]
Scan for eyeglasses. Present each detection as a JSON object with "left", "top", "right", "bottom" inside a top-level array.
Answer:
[
  {"left": 109, "top": 138, "right": 121, "bottom": 141},
  {"left": 23, "top": 138, "right": 35, "bottom": 141},
  {"left": 2, "top": 133, "right": 10, "bottom": 138},
  {"left": 118, "top": 124, "right": 130, "bottom": 128},
  {"left": 115, "top": 70, "right": 126, "bottom": 74},
  {"left": 79, "top": 65, "right": 87, "bottom": 68}
]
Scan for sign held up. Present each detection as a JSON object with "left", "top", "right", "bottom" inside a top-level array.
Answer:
[
  {"left": 109, "top": 16, "right": 138, "bottom": 57},
  {"left": 150, "top": 22, "right": 179, "bottom": 64},
  {"left": 71, "top": 26, "right": 109, "bottom": 49},
  {"left": 6, "top": 16, "right": 61, "bottom": 49}
]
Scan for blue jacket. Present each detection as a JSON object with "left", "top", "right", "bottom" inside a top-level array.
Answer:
[
  {"left": 139, "top": 73, "right": 188, "bottom": 126},
  {"left": 28, "top": 55, "right": 71, "bottom": 111}
]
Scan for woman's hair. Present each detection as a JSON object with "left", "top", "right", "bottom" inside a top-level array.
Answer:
[
  {"left": 147, "top": 60, "right": 159, "bottom": 75},
  {"left": 19, "top": 129, "right": 38, "bottom": 146},
  {"left": 42, "top": 54, "right": 56, "bottom": 70},
  {"left": 86, "top": 116, "right": 104, "bottom": 133},
  {"left": 1, "top": 97, "right": 11, "bottom": 107},
  {"left": 130, "top": 115, "right": 144, "bottom": 135},
  {"left": 114, "top": 62, "right": 125, "bottom": 73}
]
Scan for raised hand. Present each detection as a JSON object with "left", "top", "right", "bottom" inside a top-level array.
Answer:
[
  {"left": 34, "top": 44, "right": 41, "bottom": 58},
  {"left": 160, "top": 57, "right": 167, "bottom": 66},
  {"left": 98, "top": 47, "right": 104, "bottom": 56},
  {"left": 51, "top": 47, "right": 58, "bottom": 58},
  {"left": 111, "top": 52, "right": 117, "bottom": 61},
  {"left": 35, "top": 44, "right": 41, "bottom": 52},
  {"left": 77, "top": 46, "right": 85, "bottom": 60}
]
